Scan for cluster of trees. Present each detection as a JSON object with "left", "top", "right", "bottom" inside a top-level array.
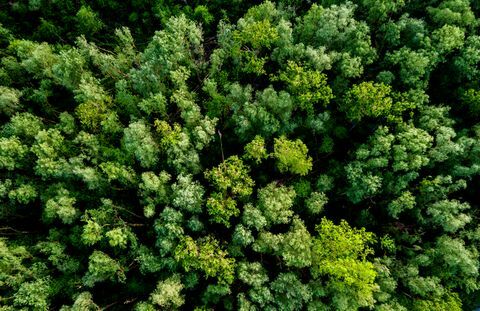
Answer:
[{"left": 1, "top": 0, "right": 480, "bottom": 310}]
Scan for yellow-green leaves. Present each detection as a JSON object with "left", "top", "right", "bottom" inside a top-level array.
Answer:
[
  {"left": 306, "top": 191, "right": 328, "bottom": 215},
  {"left": 0, "top": 136, "right": 28, "bottom": 170},
  {"left": 83, "top": 251, "right": 125, "bottom": 287},
  {"left": 206, "top": 193, "right": 238, "bottom": 227},
  {"left": 276, "top": 61, "right": 333, "bottom": 113},
  {"left": 205, "top": 156, "right": 254, "bottom": 198},
  {"left": 243, "top": 135, "right": 268, "bottom": 164},
  {"left": 205, "top": 156, "right": 254, "bottom": 227},
  {"left": 341, "top": 81, "right": 393, "bottom": 122},
  {"left": 312, "top": 218, "right": 377, "bottom": 310},
  {"left": 43, "top": 188, "right": 77, "bottom": 224},
  {"left": 0, "top": 86, "right": 22, "bottom": 116},
  {"left": 174, "top": 236, "right": 235, "bottom": 285},
  {"left": 273, "top": 136, "right": 312, "bottom": 176}
]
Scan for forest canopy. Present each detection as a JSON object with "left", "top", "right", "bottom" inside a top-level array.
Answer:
[{"left": 1, "top": 0, "right": 480, "bottom": 310}]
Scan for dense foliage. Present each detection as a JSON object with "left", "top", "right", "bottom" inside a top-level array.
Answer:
[{"left": 1, "top": 0, "right": 480, "bottom": 310}]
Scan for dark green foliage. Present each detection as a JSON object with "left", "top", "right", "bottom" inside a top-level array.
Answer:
[{"left": 2, "top": 0, "right": 480, "bottom": 310}]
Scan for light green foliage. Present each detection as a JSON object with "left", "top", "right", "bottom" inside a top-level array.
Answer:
[
  {"left": 257, "top": 182, "right": 296, "bottom": 225},
  {"left": 237, "top": 262, "right": 269, "bottom": 287},
  {"left": 206, "top": 193, "right": 239, "bottom": 227},
  {"left": 0, "top": 239, "right": 31, "bottom": 290},
  {"left": 313, "top": 218, "right": 375, "bottom": 262},
  {"left": 432, "top": 236, "right": 479, "bottom": 292},
  {"left": 243, "top": 135, "right": 268, "bottom": 164},
  {"left": 81, "top": 220, "right": 103, "bottom": 246},
  {"left": 139, "top": 171, "right": 171, "bottom": 217},
  {"left": 154, "top": 207, "right": 185, "bottom": 256},
  {"left": 150, "top": 275, "right": 185, "bottom": 309},
  {"left": 232, "top": 224, "right": 254, "bottom": 248},
  {"left": 0, "top": 86, "right": 22, "bottom": 116},
  {"left": 386, "top": 48, "right": 433, "bottom": 88},
  {"left": 454, "top": 35, "right": 480, "bottom": 81},
  {"left": 61, "top": 292, "right": 99, "bottom": 311},
  {"left": 74, "top": 75, "right": 110, "bottom": 105},
  {"left": 361, "top": 0, "right": 405, "bottom": 22},
  {"left": 296, "top": 3, "right": 376, "bottom": 77},
  {"left": 235, "top": 6, "right": 278, "bottom": 49},
  {"left": 155, "top": 120, "right": 202, "bottom": 174},
  {"left": 311, "top": 218, "right": 377, "bottom": 310},
  {"left": 57, "top": 112, "right": 76, "bottom": 135},
  {"left": 270, "top": 273, "right": 312, "bottom": 311},
  {"left": 8, "top": 183, "right": 37, "bottom": 204},
  {"left": 172, "top": 174, "right": 204, "bottom": 214},
  {"left": 428, "top": 0, "right": 477, "bottom": 28},
  {"left": 123, "top": 121, "right": 159, "bottom": 168},
  {"left": 52, "top": 48, "right": 86, "bottom": 90},
  {"left": 43, "top": 188, "right": 78, "bottom": 224},
  {"left": 426, "top": 200, "right": 471, "bottom": 232},
  {"left": 99, "top": 162, "right": 136, "bottom": 186},
  {"left": 106, "top": 227, "right": 134, "bottom": 249},
  {"left": 31, "top": 128, "right": 67, "bottom": 178},
  {"left": 306, "top": 191, "right": 328, "bottom": 214},
  {"left": 242, "top": 203, "right": 268, "bottom": 231},
  {"left": 229, "top": 1, "right": 280, "bottom": 75},
  {"left": 138, "top": 92, "right": 167, "bottom": 116},
  {"left": 342, "top": 81, "right": 393, "bottom": 121},
  {"left": 432, "top": 25, "right": 465, "bottom": 54},
  {"left": 2, "top": 112, "right": 43, "bottom": 138},
  {"left": 132, "top": 14, "right": 203, "bottom": 96},
  {"left": 343, "top": 113, "right": 442, "bottom": 206},
  {"left": 461, "top": 88, "right": 480, "bottom": 116},
  {"left": 412, "top": 292, "right": 462, "bottom": 311},
  {"left": 392, "top": 124, "right": 433, "bottom": 171},
  {"left": 230, "top": 85, "right": 294, "bottom": 141},
  {"left": 0, "top": 136, "right": 28, "bottom": 170},
  {"left": 135, "top": 246, "right": 162, "bottom": 275},
  {"left": 76, "top": 6, "right": 103, "bottom": 35},
  {"left": 388, "top": 191, "right": 416, "bottom": 218},
  {"left": 83, "top": 251, "right": 125, "bottom": 287},
  {"left": 205, "top": 156, "right": 254, "bottom": 197},
  {"left": 254, "top": 217, "right": 313, "bottom": 268},
  {"left": 13, "top": 278, "right": 51, "bottom": 311},
  {"left": 191, "top": 116, "right": 218, "bottom": 150},
  {"left": 75, "top": 98, "right": 111, "bottom": 132},
  {"left": 174, "top": 236, "right": 235, "bottom": 285},
  {"left": 273, "top": 136, "right": 312, "bottom": 175},
  {"left": 276, "top": 61, "right": 333, "bottom": 113},
  {"left": 11, "top": 39, "right": 58, "bottom": 78},
  {"left": 2, "top": 1, "right": 480, "bottom": 310}
]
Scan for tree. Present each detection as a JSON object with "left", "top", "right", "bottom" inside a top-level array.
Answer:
[
  {"left": 256, "top": 182, "right": 296, "bottom": 226},
  {"left": 150, "top": 275, "right": 185, "bottom": 309},
  {"left": 204, "top": 156, "right": 254, "bottom": 198},
  {"left": 341, "top": 81, "right": 393, "bottom": 121},
  {"left": 82, "top": 251, "right": 125, "bottom": 287},
  {"left": 0, "top": 87, "right": 22, "bottom": 116},
  {"left": 276, "top": 61, "right": 333, "bottom": 113},
  {"left": 123, "top": 121, "right": 159, "bottom": 169},
  {"left": 253, "top": 217, "right": 312, "bottom": 268},
  {"left": 243, "top": 135, "right": 268, "bottom": 164},
  {"left": 2, "top": 1, "right": 480, "bottom": 310},
  {"left": 174, "top": 236, "right": 235, "bottom": 285},
  {"left": 311, "top": 218, "right": 377, "bottom": 310},
  {"left": 273, "top": 136, "right": 312, "bottom": 175}
]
